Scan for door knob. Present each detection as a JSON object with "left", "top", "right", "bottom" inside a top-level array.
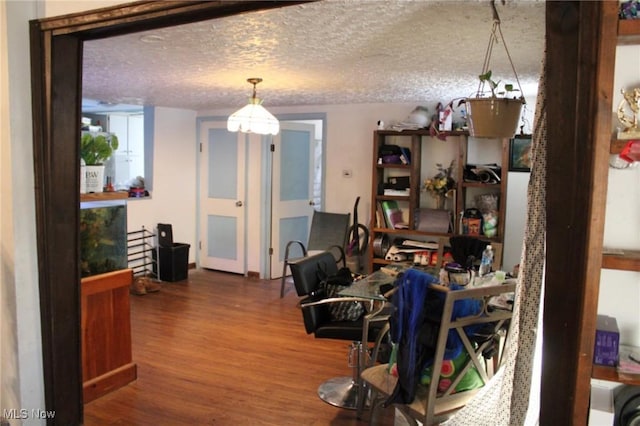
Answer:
[
  {"left": 236, "top": 201, "right": 243, "bottom": 207},
  {"left": 309, "top": 200, "right": 315, "bottom": 206}
]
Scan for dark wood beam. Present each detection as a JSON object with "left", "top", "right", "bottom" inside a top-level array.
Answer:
[
  {"left": 39, "top": 1, "right": 315, "bottom": 39},
  {"left": 543, "top": 1, "right": 617, "bottom": 424}
]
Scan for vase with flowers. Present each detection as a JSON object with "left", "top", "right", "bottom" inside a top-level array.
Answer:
[{"left": 424, "top": 160, "right": 456, "bottom": 209}]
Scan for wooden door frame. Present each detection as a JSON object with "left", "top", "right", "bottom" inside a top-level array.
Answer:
[
  {"left": 28, "top": 1, "right": 612, "bottom": 424},
  {"left": 28, "top": 1, "right": 311, "bottom": 423}
]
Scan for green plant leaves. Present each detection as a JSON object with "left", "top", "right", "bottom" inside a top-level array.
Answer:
[{"left": 80, "top": 132, "right": 118, "bottom": 165}]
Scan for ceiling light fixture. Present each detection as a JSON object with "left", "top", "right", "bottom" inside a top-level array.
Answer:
[{"left": 227, "top": 78, "right": 280, "bottom": 135}]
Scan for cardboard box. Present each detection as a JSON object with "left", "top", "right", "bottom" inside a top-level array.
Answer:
[{"left": 594, "top": 315, "right": 620, "bottom": 367}]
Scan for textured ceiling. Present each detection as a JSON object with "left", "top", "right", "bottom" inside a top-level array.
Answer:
[{"left": 81, "top": 0, "right": 545, "bottom": 112}]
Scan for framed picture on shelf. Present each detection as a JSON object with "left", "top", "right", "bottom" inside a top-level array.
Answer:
[{"left": 509, "top": 135, "right": 532, "bottom": 172}]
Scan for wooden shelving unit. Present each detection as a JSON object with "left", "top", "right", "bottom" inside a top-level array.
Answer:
[
  {"left": 617, "top": 18, "right": 640, "bottom": 45},
  {"left": 368, "top": 129, "right": 507, "bottom": 272},
  {"left": 601, "top": 17, "right": 640, "bottom": 276},
  {"left": 590, "top": 13, "right": 640, "bottom": 386},
  {"left": 610, "top": 138, "right": 633, "bottom": 155}
]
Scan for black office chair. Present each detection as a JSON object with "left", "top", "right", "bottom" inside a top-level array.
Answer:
[
  {"left": 280, "top": 210, "right": 351, "bottom": 298},
  {"left": 290, "top": 251, "right": 389, "bottom": 411},
  {"left": 448, "top": 236, "right": 502, "bottom": 269}
]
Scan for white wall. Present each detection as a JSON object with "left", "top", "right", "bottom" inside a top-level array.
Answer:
[
  {"left": 597, "top": 45, "right": 640, "bottom": 347},
  {"left": 2, "top": 0, "right": 46, "bottom": 420},
  {"left": 126, "top": 107, "right": 198, "bottom": 263},
  {"left": 200, "top": 103, "right": 532, "bottom": 276},
  {"left": 504, "top": 172, "right": 529, "bottom": 272}
]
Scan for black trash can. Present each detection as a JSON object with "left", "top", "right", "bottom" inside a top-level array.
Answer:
[{"left": 152, "top": 223, "right": 190, "bottom": 282}]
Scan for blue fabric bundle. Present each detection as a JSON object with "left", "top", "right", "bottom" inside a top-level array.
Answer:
[{"left": 385, "top": 268, "right": 482, "bottom": 405}]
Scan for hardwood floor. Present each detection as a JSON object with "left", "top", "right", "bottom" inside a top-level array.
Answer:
[{"left": 83, "top": 269, "right": 396, "bottom": 425}]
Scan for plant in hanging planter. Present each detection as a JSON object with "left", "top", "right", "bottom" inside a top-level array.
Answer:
[
  {"left": 466, "top": 75, "right": 525, "bottom": 139},
  {"left": 465, "top": 1, "right": 526, "bottom": 138},
  {"left": 477, "top": 70, "right": 520, "bottom": 99}
]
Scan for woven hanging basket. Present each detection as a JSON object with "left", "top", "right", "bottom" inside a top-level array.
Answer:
[
  {"left": 467, "top": 1, "right": 525, "bottom": 139},
  {"left": 466, "top": 97, "right": 524, "bottom": 138}
]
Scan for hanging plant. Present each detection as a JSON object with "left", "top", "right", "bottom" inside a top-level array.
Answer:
[{"left": 465, "top": 0, "right": 525, "bottom": 138}]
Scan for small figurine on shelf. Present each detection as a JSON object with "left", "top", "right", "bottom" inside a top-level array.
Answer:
[
  {"left": 104, "top": 176, "right": 114, "bottom": 192},
  {"left": 617, "top": 87, "right": 640, "bottom": 139}
]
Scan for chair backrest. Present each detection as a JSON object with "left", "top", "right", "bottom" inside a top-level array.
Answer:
[
  {"left": 306, "top": 211, "right": 351, "bottom": 252},
  {"left": 290, "top": 251, "right": 338, "bottom": 334},
  {"left": 448, "top": 236, "right": 504, "bottom": 270},
  {"left": 384, "top": 269, "right": 515, "bottom": 424}
]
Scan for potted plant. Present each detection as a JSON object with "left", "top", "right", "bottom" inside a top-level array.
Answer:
[
  {"left": 80, "top": 132, "right": 119, "bottom": 193},
  {"left": 465, "top": 2, "right": 526, "bottom": 139},
  {"left": 465, "top": 70, "right": 525, "bottom": 138}
]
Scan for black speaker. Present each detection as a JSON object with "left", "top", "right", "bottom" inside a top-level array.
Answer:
[{"left": 615, "top": 385, "right": 640, "bottom": 426}]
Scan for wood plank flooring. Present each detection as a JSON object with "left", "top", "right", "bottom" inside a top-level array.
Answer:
[{"left": 83, "top": 269, "right": 396, "bottom": 425}]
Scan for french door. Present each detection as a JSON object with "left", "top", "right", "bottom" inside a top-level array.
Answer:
[
  {"left": 269, "top": 122, "right": 317, "bottom": 279},
  {"left": 198, "top": 122, "right": 246, "bottom": 273}
]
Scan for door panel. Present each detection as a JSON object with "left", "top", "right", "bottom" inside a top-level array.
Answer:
[
  {"left": 270, "top": 122, "right": 316, "bottom": 278},
  {"left": 199, "top": 123, "right": 245, "bottom": 273}
]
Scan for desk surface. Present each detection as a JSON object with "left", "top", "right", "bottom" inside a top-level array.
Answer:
[
  {"left": 338, "top": 264, "right": 512, "bottom": 301},
  {"left": 338, "top": 269, "right": 395, "bottom": 301},
  {"left": 339, "top": 265, "right": 440, "bottom": 300}
]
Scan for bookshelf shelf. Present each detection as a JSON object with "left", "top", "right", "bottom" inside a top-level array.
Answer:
[
  {"left": 368, "top": 129, "right": 508, "bottom": 272},
  {"left": 602, "top": 249, "right": 640, "bottom": 272},
  {"left": 592, "top": 365, "right": 640, "bottom": 386}
]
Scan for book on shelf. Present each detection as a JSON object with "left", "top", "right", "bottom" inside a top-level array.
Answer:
[
  {"left": 401, "top": 239, "right": 439, "bottom": 250},
  {"left": 399, "top": 147, "right": 411, "bottom": 164},
  {"left": 380, "top": 200, "right": 408, "bottom": 229},
  {"left": 383, "top": 188, "right": 410, "bottom": 196},
  {"left": 376, "top": 202, "right": 386, "bottom": 228}
]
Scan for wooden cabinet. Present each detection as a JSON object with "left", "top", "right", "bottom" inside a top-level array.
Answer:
[
  {"left": 108, "top": 113, "right": 145, "bottom": 188},
  {"left": 81, "top": 269, "right": 136, "bottom": 402},
  {"left": 368, "top": 129, "right": 508, "bottom": 272}
]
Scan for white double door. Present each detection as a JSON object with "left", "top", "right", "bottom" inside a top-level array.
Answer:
[{"left": 198, "top": 120, "right": 317, "bottom": 277}]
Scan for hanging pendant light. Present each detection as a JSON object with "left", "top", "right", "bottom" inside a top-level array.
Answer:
[{"left": 227, "top": 78, "right": 280, "bottom": 135}]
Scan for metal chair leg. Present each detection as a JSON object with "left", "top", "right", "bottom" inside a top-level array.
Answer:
[
  {"left": 280, "top": 261, "right": 288, "bottom": 298},
  {"left": 317, "top": 341, "right": 362, "bottom": 410}
]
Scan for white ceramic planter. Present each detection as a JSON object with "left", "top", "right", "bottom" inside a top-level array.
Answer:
[
  {"left": 80, "top": 159, "right": 87, "bottom": 194},
  {"left": 85, "top": 165, "right": 105, "bottom": 193}
]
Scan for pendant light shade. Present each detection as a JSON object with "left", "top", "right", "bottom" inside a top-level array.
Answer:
[{"left": 227, "top": 78, "right": 280, "bottom": 135}]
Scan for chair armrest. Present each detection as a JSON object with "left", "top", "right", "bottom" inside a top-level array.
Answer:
[
  {"left": 301, "top": 297, "right": 375, "bottom": 312},
  {"left": 284, "top": 240, "right": 307, "bottom": 259},
  {"left": 327, "top": 244, "right": 347, "bottom": 268}
]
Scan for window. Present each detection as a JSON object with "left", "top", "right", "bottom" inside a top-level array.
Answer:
[{"left": 82, "top": 99, "right": 154, "bottom": 193}]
